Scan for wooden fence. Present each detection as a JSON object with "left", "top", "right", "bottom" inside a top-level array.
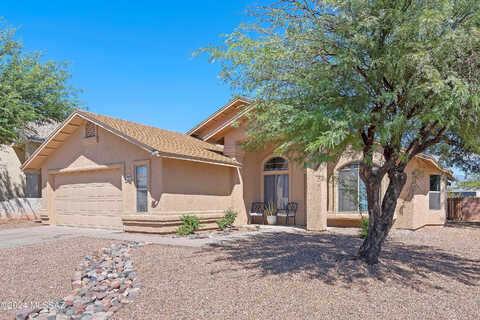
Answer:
[{"left": 447, "top": 197, "right": 480, "bottom": 222}]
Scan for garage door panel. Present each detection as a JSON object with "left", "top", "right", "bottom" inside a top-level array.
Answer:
[
  {"left": 55, "top": 213, "right": 123, "bottom": 229},
  {"left": 55, "top": 169, "right": 123, "bottom": 229}
]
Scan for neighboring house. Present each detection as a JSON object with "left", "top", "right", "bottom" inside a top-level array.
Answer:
[
  {"left": 21, "top": 98, "right": 452, "bottom": 232},
  {"left": 0, "top": 122, "right": 58, "bottom": 218}
]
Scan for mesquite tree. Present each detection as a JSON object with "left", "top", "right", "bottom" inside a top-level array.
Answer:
[
  {"left": 202, "top": 0, "right": 480, "bottom": 264},
  {"left": 0, "top": 22, "right": 79, "bottom": 144}
]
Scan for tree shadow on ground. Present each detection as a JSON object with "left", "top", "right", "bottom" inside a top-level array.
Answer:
[{"left": 200, "top": 231, "right": 480, "bottom": 292}]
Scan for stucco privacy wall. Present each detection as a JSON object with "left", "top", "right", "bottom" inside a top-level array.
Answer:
[
  {"left": 0, "top": 145, "right": 25, "bottom": 201},
  {"left": 40, "top": 120, "right": 238, "bottom": 228},
  {"left": 0, "top": 198, "right": 41, "bottom": 219},
  {"left": 401, "top": 158, "right": 447, "bottom": 229}
]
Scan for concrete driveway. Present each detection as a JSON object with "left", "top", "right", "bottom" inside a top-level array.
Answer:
[
  {"left": 0, "top": 225, "right": 262, "bottom": 249},
  {"left": 0, "top": 225, "right": 121, "bottom": 249}
]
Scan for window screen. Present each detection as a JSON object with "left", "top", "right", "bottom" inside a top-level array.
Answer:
[
  {"left": 429, "top": 175, "right": 441, "bottom": 210},
  {"left": 264, "top": 174, "right": 289, "bottom": 210},
  {"left": 338, "top": 164, "right": 359, "bottom": 212},
  {"left": 136, "top": 165, "right": 148, "bottom": 212},
  {"left": 25, "top": 173, "right": 41, "bottom": 198},
  {"left": 430, "top": 175, "right": 441, "bottom": 192},
  {"left": 338, "top": 162, "right": 379, "bottom": 212}
]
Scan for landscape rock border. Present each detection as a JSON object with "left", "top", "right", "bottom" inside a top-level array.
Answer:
[{"left": 15, "top": 241, "right": 150, "bottom": 320}]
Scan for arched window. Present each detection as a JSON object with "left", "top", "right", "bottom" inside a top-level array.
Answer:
[
  {"left": 264, "top": 157, "right": 288, "bottom": 171},
  {"left": 338, "top": 162, "right": 379, "bottom": 212},
  {"left": 263, "top": 157, "right": 289, "bottom": 210}
]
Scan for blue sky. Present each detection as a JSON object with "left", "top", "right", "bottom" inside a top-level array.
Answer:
[
  {"left": 1, "top": 1, "right": 465, "bottom": 178},
  {"left": 0, "top": 0, "right": 255, "bottom": 133}
]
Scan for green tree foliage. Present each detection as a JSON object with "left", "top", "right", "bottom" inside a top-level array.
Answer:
[
  {"left": 455, "top": 175, "right": 480, "bottom": 190},
  {"left": 0, "top": 22, "right": 80, "bottom": 144},
  {"left": 201, "top": 0, "right": 480, "bottom": 263}
]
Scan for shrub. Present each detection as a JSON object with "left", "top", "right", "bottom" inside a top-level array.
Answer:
[
  {"left": 177, "top": 215, "right": 202, "bottom": 235},
  {"left": 216, "top": 208, "right": 238, "bottom": 231},
  {"left": 360, "top": 219, "right": 369, "bottom": 238}
]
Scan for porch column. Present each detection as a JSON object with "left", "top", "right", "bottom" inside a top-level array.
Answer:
[{"left": 306, "top": 163, "right": 328, "bottom": 231}]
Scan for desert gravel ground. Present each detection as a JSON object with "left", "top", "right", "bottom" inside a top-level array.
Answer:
[
  {"left": 0, "top": 219, "right": 40, "bottom": 230},
  {"left": 114, "top": 225, "right": 480, "bottom": 320},
  {"left": 0, "top": 236, "right": 119, "bottom": 319}
]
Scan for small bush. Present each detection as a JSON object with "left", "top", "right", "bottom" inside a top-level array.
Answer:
[
  {"left": 360, "top": 219, "right": 369, "bottom": 238},
  {"left": 216, "top": 208, "right": 238, "bottom": 230},
  {"left": 177, "top": 215, "right": 202, "bottom": 235}
]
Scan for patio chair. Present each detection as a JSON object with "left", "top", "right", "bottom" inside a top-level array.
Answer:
[
  {"left": 277, "top": 202, "right": 298, "bottom": 225},
  {"left": 248, "top": 202, "right": 266, "bottom": 224}
]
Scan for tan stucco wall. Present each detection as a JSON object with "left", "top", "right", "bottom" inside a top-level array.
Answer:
[
  {"left": 398, "top": 158, "right": 447, "bottom": 229},
  {"left": 0, "top": 145, "right": 25, "bottom": 201},
  {"left": 324, "top": 150, "right": 447, "bottom": 229},
  {"left": 221, "top": 126, "right": 307, "bottom": 226},
  {"left": 151, "top": 157, "right": 237, "bottom": 214},
  {"left": 219, "top": 124, "right": 448, "bottom": 230},
  {"left": 32, "top": 113, "right": 447, "bottom": 231},
  {"left": 38, "top": 120, "right": 239, "bottom": 228}
]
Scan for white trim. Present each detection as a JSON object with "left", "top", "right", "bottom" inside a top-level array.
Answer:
[
  {"left": 416, "top": 154, "right": 453, "bottom": 178},
  {"left": 152, "top": 152, "right": 241, "bottom": 168},
  {"left": 186, "top": 97, "right": 252, "bottom": 136},
  {"left": 48, "top": 162, "right": 124, "bottom": 175},
  {"left": 260, "top": 156, "right": 292, "bottom": 207},
  {"left": 203, "top": 106, "right": 254, "bottom": 141},
  {"left": 335, "top": 161, "right": 382, "bottom": 214},
  {"left": 21, "top": 112, "right": 79, "bottom": 171},
  {"left": 22, "top": 110, "right": 241, "bottom": 171},
  {"left": 76, "top": 112, "right": 155, "bottom": 154}
]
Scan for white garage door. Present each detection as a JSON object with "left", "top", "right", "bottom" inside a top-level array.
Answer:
[{"left": 55, "top": 169, "right": 123, "bottom": 229}]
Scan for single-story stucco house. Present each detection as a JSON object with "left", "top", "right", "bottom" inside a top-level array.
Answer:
[{"left": 21, "top": 98, "right": 452, "bottom": 232}]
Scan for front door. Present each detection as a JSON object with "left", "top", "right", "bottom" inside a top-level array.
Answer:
[{"left": 264, "top": 174, "right": 289, "bottom": 210}]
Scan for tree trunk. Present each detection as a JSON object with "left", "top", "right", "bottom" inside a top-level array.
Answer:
[{"left": 358, "top": 168, "right": 407, "bottom": 264}]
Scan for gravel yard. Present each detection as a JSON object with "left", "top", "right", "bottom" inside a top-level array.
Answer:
[
  {"left": 0, "top": 237, "right": 119, "bottom": 319},
  {"left": 114, "top": 226, "right": 480, "bottom": 320}
]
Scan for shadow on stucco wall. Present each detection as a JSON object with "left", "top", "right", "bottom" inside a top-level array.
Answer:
[{"left": 0, "top": 170, "right": 39, "bottom": 219}]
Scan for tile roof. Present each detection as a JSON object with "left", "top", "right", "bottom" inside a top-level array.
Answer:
[
  {"left": 22, "top": 121, "right": 59, "bottom": 141},
  {"left": 77, "top": 110, "right": 240, "bottom": 167}
]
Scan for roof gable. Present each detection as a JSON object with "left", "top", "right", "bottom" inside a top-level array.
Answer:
[
  {"left": 22, "top": 110, "right": 241, "bottom": 171},
  {"left": 187, "top": 97, "right": 252, "bottom": 140}
]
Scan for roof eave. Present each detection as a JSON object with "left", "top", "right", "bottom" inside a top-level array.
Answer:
[
  {"left": 186, "top": 97, "right": 252, "bottom": 136},
  {"left": 22, "top": 110, "right": 241, "bottom": 171}
]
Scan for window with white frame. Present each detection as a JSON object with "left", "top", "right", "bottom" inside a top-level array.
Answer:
[
  {"left": 263, "top": 157, "right": 289, "bottom": 210},
  {"left": 135, "top": 165, "right": 148, "bottom": 212},
  {"left": 338, "top": 162, "right": 379, "bottom": 212},
  {"left": 25, "top": 172, "right": 41, "bottom": 198},
  {"left": 429, "top": 174, "right": 441, "bottom": 210}
]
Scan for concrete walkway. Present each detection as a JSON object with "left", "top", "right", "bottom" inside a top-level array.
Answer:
[{"left": 0, "top": 225, "right": 303, "bottom": 249}]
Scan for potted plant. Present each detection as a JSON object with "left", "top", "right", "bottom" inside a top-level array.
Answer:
[{"left": 265, "top": 201, "right": 277, "bottom": 225}]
